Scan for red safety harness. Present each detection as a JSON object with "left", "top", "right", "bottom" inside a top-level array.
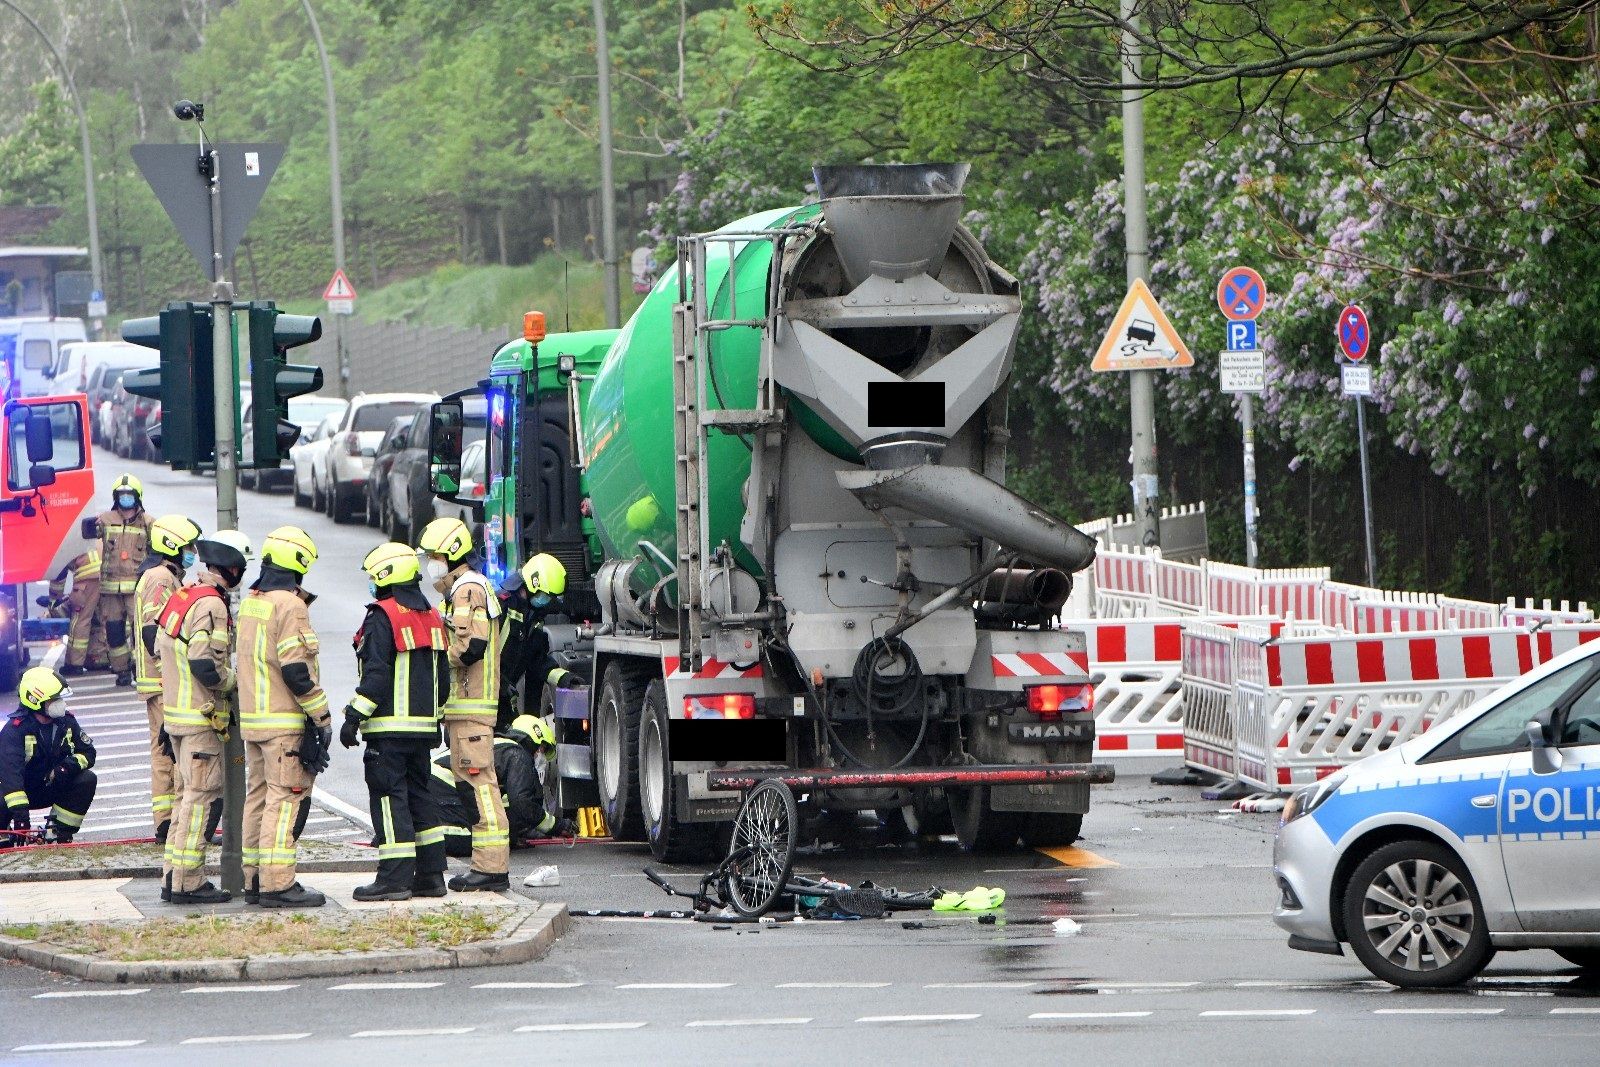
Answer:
[
  {"left": 157, "top": 584, "right": 225, "bottom": 638},
  {"left": 356, "top": 599, "right": 445, "bottom": 653}
]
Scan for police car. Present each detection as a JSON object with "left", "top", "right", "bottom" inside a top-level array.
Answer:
[{"left": 1274, "top": 637, "right": 1600, "bottom": 987}]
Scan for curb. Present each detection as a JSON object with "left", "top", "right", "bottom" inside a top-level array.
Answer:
[
  {"left": 0, "top": 859, "right": 376, "bottom": 884},
  {"left": 0, "top": 903, "right": 570, "bottom": 983}
]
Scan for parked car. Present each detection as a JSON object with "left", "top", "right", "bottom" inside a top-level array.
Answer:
[
  {"left": 107, "top": 378, "right": 159, "bottom": 460},
  {"left": 52, "top": 340, "right": 145, "bottom": 396},
  {"left": 85, "top": 355, "right": 153, "bottom": 446},
  {"left": 365, "top": 416, "right": 413, "bottom": 529},
  {"left": 387, "top": 395, "right": 486, "bottom": 543},
  {"left": 317, "top": 392, "right": 436, "bottom": 524},
  {"left": 430, "top": 438, "right": 486, "bottom": 545},
  {"left": 242, "top": 394, "right": 347, "bottom": 492},
  {"left": 1275, "top": 636, "right": 1600, "bottom": 987},
  {"left": 290, "top": 411, "right": 343, "bottom": 508}
]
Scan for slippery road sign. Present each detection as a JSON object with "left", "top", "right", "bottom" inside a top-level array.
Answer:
[{"left": 1091, "top": 278, "right": 1193, "bottom": 372}]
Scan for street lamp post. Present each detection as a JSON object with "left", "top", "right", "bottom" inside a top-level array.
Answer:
[
  {"left": 593, "top": 0, "right": 620, "bottom": 329},
  {"left": 0, "top": 0, "right": 105, "bottom": 334},
  {"left": 301, "top": 0, "right": 350, "bottom": 397}
]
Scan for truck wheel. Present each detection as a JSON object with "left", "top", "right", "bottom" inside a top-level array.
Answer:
[
  {"left": 950, "top": 785, "right": 1024, "bottom": 852},
  {"left": 1019, "top": 812, "right": 1083, "bottom": 849},
  {"left": 595, "top": 660, "right": 648, "bottom": 842},
  {"left": 311, "top": 478, "right": 324, "bottom": 513},
  {"left": 294, "top": 477, "right": 310, "bottom": 507},
  {"left": 384, "top": 498, "right": 405, "bottom": 542},
  {"left": 640, "top": 679, "right": 718, "bottom": 863},
  {"left": 1342, "top": 839, "right": 1493, "bottom": 988}
]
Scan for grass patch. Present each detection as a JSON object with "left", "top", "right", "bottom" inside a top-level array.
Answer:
[{"left": 4, "top": 907, "right": 511, "bottom": 962}]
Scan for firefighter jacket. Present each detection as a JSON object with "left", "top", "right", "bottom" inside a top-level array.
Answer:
[
  {"left": 498, "top": 592, "right": 570, "bottom": 701},
  {"left": 133, "top": 556, "right": 185, "bottom": 697},
  {"left": 48, "top": 549, "right": 101, "bottom": 614},
  {"left": 431, "top": 736, "right": 555, "bottom": 839},
  {"left": 92, "top": 508, "right": 153, "bottom": 594},
  {"left": 1, "top": 709, "right": 96, "bottom": 809},
  {"left": 156, "top": 571, "right": 235, "bottom": 735},
  {"left": 349, "top": 584, "right": 448, "bottom": 739},
  {"left": 238, "top": 565, "right": 331, "bottom": 739},
  {"left": 440, "top": 564, "right": 500, "bottom": 721}
]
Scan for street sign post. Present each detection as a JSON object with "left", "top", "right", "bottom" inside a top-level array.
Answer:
[
  {"left": 1338, "top": 304, "right": 1377, "bottom": 586},
  {"left": 1217, "top": 266, "right": 1266, "bottom": 566}
]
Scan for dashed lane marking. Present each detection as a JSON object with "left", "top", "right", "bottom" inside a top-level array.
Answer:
[
  {"left": 617, "top": 982, "right": 732, "bottom": 990},
  {"left": 1078, "top": 982, "right": 1197, "bottom": 989},
  {"left": 473, "top": 982, "right": 585, "bottom": 989},
  {"left": 34, "top": 988, "right": 148, "bottom": 998},
  {"left": 330, "top": 982, "right": 444, "bottom": 991},
  {"left": 1373, "top": 1008, "right": 1503, "bottom": 1015},
  {"left": 686, "top": 1018, "right": 812, "bottom": 1028},
  {"left": 13, "top": 1041, "right": 146, "bottom": 1052},
  {"left": 1199, "top": 1009, "right": 1317, "bottom": 1017},
  {"left": 180, "top": 1034, "right": 310, "bottom": 1045},
  {"left": 1551, "top": 1008, "right": 1600, "bottom": 1014},
  {"left": 857, "top": 1014, "right": 981, "bottom": 1024},
  {"left": 924, "top": 982, "right": 1037, "bottom": 989},
  {"left": 1030, "top": 1011, "right": 1154, "bottom": 1021},
  {"left": 1037, "top": 846, "right": 1119, "bottom": 869},
  {"left": 351, "top": 1028, "right": 475, "bottom": 1039},
  {"left": 516, "top": 1022, "right": 647, "bottom": 1033},
  {"left": 183, "top": 984, "right": 298, "bottom": 994},
  {"left": 778, "top": 982, "right": 891, "bottom": 989},
  {"left": 313, "top": 787, "right": 373, "bottom": 833}
]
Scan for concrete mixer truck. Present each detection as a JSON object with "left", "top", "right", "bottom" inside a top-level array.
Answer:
[{"left": 429, "top": 164, "right": 1112, "bottom": 861}]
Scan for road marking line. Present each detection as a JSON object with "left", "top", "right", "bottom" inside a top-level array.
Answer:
[
  {"left": 1030, "top": 1011, "right": 1154, "bottom": 1020},
  {"left": 1200, "top": 1009, "right": 1316, "bottom": 1017},
  {"left": 183, "top": 984, "right": 298, "bottom": 994},
  {"left": 473, "top": 982, "right": 585, "bottom": 989},
  {"left": 330, "top": 982, "right": 444, "bottom": 990},
  {"left": 1170, "top": 912, "right": 1273, "bottom": 918},
  {"left": 92, "top": 740, "right": 155, "bottom": 751},
  {"left": 1037, "top": 846, "right": 1119, "bottom": 868},
  {"left": 300, "top": 815, "right": 345, "bottom": 825},
  {"left": 1373, "top": 1008, "right": 1503, "bottom": 1015},
  {"left": 1551, "top": 1007, "right": 1600, "bottom": 1014},
  {"left": 983, "top": 869, "right": 1087, "bottom": 878},
  {"left": 857, "top": 1014, "right": 980, "bottom": 1023},
  {"left": 778, "top": 982, "right": 890, "bottom": 989},
  {"left": 617, "top": 982, "right": 732, "bottom": 989},
  {"left": 94, "top": 790, "right": 151, "bottom": 800},
  {"left": 923, "top": 981, "right": 1036, "bottom": 989},
  {"left": 90, "top": 801, "right": 159, "bottom": 813},
  {"left": 75, "top": 726, "right": 150, "bottom": 738},
  {"left": 181, "top": 1033, "right": 310, "bottom": 1045},
  {"left": 1078, "top": 982, "right": 1196, "bottom": 989},
  {"left": 313, "top": 786, "right": 373, "bottom": 832},
  {"left": 34, "top": 988, "right": 149, "bottom": 998},
  {"left": 351, "top": 1027, "right": 474, "bottom": 1038},
  {"left": 516, "top": 1022, "right": 648, "bottom": 1032},
  {"left": 13, "top": 1041, "right": 146, "bottom": 1051},
  {"left": 686, "top": 1018, "right": 812, "bottom": 1028},
  {"left": 74, "top": 819, "right": 157, "bottom": 834}
]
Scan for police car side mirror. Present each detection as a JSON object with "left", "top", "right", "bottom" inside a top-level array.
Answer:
[{"left": 1526, "top": 720, "right": 1563, "bottom": 776}]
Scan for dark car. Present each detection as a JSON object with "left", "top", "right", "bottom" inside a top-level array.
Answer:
[
  {"left": 86, "top": 363, "right": 131, "bottom": 447},
  {"left": 385, "top": 396, "right": 486, "bottom": 542},
  {"left": 365, "top": 415, "right": 414, "bottom": 528},
  {"left": 108, "top": 378, "right": 158, "bottom": 461},
  {"left": 241, "top": 394, "right": 349, "bottom": 492}
]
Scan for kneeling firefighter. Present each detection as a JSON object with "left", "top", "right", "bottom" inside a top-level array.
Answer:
[
  {"left": 1, "top": 668, "right": 97, "bottom": 844},
  {"left": 496, "top": 553, "right": 573, "bottom": 728},
  {"left": 430, "top": 715, "right": 576, "bottom": 855},
  {"left": 238, "top": 527, "right": 332, "bottom": 908},
  {"left": 340, "top": 543, "right": 450, "bottom": 901}
]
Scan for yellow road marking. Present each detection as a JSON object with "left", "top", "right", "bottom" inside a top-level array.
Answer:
[{"left": 1037, "top": 845, "right": 1119, "bottom": 868}]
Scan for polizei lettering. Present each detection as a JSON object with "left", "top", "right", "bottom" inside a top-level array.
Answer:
[{"left": 1505, "top": 785, "right": 1600, "bottom": 825}]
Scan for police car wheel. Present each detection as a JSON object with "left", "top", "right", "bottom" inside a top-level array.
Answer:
[
  {"left": 1555, "top": 949, "right": 1600, "bottom": 971},
  {"left": 1342, "top": 840, "right": 1494, "bottom": 988}
]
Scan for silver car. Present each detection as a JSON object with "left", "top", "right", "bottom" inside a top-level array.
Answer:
[{"left": 317, "top": 392, "right": 437, "bottom": 524}]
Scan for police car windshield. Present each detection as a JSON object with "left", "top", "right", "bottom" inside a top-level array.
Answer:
[{"left": 1444, "top": 660, "right": 1595, "bottom": 759}]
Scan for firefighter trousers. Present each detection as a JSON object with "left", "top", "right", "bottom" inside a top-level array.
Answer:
[
  {"left": 363, "top": 739, "right": 446, "bottom": 888},
  {"left": 145, "top": 695, "right": 176, "bottom": 832},
  {"left": 65, "top": 592, "right": 109, "bottom": 669},
  {"left": 445, "top": 719, "right": 509, "bottom": 875},
  {"left": 94, "top": 592, "right": 135, "bottom": 672},
  {"left": 166, "top": 730, "right": 224, "bottom": 893},
  {"left": 20, "top": 770, "right": 97, "bottom": 836},
  {"left": 243, "top": 734, "right": 315, "bottom": 893}
]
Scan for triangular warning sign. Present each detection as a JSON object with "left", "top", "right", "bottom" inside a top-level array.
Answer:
[
  {"left": 1090, "top": 277, "right": 1193, "bottom": 372},
  {"left": 322, "top": 269, "right": 357, "bottom": 301}
]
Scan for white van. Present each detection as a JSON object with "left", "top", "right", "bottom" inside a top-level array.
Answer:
[
  {"left": 0, "top": 318, "right": 88, "bottom": 398},
  {"left": 54, "top": 340, "right": 152, "bottom": 396}
]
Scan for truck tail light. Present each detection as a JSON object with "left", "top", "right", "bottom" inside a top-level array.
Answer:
[
  {"left": 1026, "top": 683, "right": 1093, "bottom": 719},
  {"left": 684, "top": 693, "right": 757, "bottom": 720}
]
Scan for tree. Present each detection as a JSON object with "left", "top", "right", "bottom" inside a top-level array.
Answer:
[{"left": 0, "top": 81, "right": 75, "bottom": 206}]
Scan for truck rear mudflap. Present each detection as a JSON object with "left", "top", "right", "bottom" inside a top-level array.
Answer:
[{"left": 703, "top": 763, "right": 1115, "bottom": 792}]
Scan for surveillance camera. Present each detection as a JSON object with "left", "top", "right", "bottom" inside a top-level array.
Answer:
[{"left": 172, "top": 100, "right": 204, "bottom": 122}]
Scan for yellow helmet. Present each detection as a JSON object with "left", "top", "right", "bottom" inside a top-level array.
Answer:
[
  {"left": 262, "top": 526, "right": 318, "bottom": 575},
  {"left": 519, "top": 552, "right": 567, "bottom": 597},
  {"left": 111, "top": 473, "right": 143, "bottom": 500},
  {"left": 19, "top": 666, "right": 68, "bottom": 711},
  {"left": 507, "top": 714, "right": 556, "bottom": 749},
  {"left": 149, "top": 514, "right": 202, "bottom": 558},
  {"left": 417, "top": 517, "right": 472, "bottom": 563},
  {"left": 363, "top": 541, "right": 420, "bottom": 588}
]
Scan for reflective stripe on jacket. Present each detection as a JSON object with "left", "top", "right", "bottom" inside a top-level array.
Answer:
[
  {"left": 350, "top": 592, "right": 448, "bottom": 737},
  {"left": 133, "top": 561, "right": 183, "bottom": 696},
  {"left": 238, "top": 588, "right": 330, "bottom": 738},
  {"left": 157, "top": 572, "right": 234, "bottom": 734},
  {"left": 94, "top": 510, "right": 152, "bottom": 593},
  {"left": 442, "top": 567, "right": 499, "bottom": 720}
]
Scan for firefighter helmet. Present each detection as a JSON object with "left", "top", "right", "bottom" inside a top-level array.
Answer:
[
  {"left": 149, "top": 514, "right": 202, "bottom": 558},
  {"left": 507, "top": 714, "right": 556, "bottom": 751},
  {"left": 417, "top": 517, "right": 473, "bottom": 563},
  {"left": 18, "top": 666, "right": 68, "bottom": 711},
  {"left": 519, "top": 552, "right": 567, "bottom": 597},
  {"left": 262, "top": 526, "right": 318, "bottom": 575},
  {"left": 111, "top": 473, "right": 143, "bottom": 501},
  {"left": 197, "top": 529, "right": 253, "bottom": 570},
  {"left": 362, "top": 541, "right": 420, "bottom": 588}
]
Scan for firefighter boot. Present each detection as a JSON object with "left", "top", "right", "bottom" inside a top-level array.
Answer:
[
  {"left": 448, "top": 869, "right": 511, "bottom": 892},
  {"left": 161, "top": 872, "right": 171, "bottom": 903},
  {"left": 245, "top": 875, "right": 260, "bottom": 906},
  {"left": 352, "top": 880, "right": 412, "bottom": 902},
  {"left": 411, "top": 872, "right": 448, "bottom": 898},
  {"left": 154, "top": 820, "right": 170, "bottom": 845},
  {"left": 258, "top": 883, "right": 327, "bottom": 909},
  {"left": 115, "top": 670, "right": 133, "bottom": 687},
  {"left": 170, "top": 881, "right": 231, "bottom": 905}
]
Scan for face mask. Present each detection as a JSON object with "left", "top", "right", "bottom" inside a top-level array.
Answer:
[
  {"left": 116, "top": 494, "right": 136, "bottom": 510},
  {"left": 529, "top": 592, "right": 552, "bottom": 609},
  {"left": 180, "top": 549, "right": 197, "bottom": 569},
  {"left": 426, "top": 559, "right": 449, "bottom": 581},
  {"left": 368, "top": 580, "right": 380, "bottom": 598},
  {"left": 43, "top": 699, "right": 66, "bottom": 720}
]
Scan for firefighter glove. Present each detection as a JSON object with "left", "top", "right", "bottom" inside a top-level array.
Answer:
[
  {"left": 54, "top": 759, "right": 79, "bottom": 781},
  {"left": 552, "top": 816, "right": 578, "bottom": 838},
  {"left": 7, "top": 805, "right": 29, "bottom": 830},
  {"left": 158, "top": 726, "right": 174, "bottom": 762},
  {"left": 339, "top": 710, "right": 361, "bottom": 749}
]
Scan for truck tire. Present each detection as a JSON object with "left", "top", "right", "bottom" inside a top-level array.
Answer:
[
  {"left": 950, "top": 785, "right": 1024, "bottom": 852},
  {"left": 1019, "top": 812, "right": 1083, "bottom": 849},
  {"left": 639, "top": 680, "right": 718, "bottom": 863},
  {"left": 595, "top": 660, "right": 648, "bottom": 842}
]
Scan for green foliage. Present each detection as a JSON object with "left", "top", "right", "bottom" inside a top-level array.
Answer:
[{"left": 0, "top": 82, "right": 75, "bottom": 206}]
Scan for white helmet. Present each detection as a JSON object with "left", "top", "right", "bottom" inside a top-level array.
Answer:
[{"left": 197, "top": 529, "right": 254, "bottom": 571}]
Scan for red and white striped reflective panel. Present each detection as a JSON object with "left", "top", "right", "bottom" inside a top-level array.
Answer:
[
  {"left": 991, "top": 651, "right": 1088, "bottom": 678},
  {"left": 1096, "top": 732, "right": 1184, "bottom": 754},
  {"left": 662, "top": 656, "right": 764, "bottom": 680},
  {"left": 1267, "top": 631, "right": 1533, "bottom": 689},
  {"left": 1077, "top": 620, "right": 1185, "bottom": 664}
]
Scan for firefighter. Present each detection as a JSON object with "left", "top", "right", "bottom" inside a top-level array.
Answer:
[
  {"left": 45, "top": 547, "right": 109, "bottom": 673},
  {"left": 339, "top": 542, "right": 451, "bottom": 901},
  {"left": 431, "top": 715, "right": 575, "bottom": 853},
  {"left": 417, "top": 517, "right": 509, "bottom": 891},
  {"left": 89, "top": 473, "right": 154, "bottom": 686},
  {"left": 238, "top": 526, "right": 332, "bottom": 908},
  {"left": 1, "top": 668, "right": 97, "bottom": 844},
  {"left": 159, "top": 530, "right": 251, "bottom": 905},
  {"left": 133, "top": 514, "right": 202, "bottom": 842},
  {"left": 496, "top": 552, "right": 573, "bottom": 728}
]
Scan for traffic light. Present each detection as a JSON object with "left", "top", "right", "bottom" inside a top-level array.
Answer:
[
  {"left": 121, "top": 302, "right": 214, "bottom": 469},
  {"left": 244, "top": 301, "right": 324, "bottom": 467}
]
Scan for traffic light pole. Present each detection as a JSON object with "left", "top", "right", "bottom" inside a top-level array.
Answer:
[{"left": 205, "top": 143, "right": 246, "bottom": 896}]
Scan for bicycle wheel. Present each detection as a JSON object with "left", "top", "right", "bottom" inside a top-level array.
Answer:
[{"left": 725, "top": 779, "right": 798, "bottom": 918}]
